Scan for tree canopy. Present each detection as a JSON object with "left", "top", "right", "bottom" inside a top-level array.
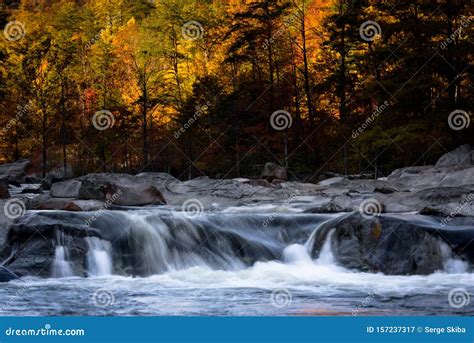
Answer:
[{"left": 1, "top": 0, "right": 472, "bottom": 180}]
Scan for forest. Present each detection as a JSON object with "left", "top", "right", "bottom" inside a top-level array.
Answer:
[{"left": 0, "top": 0, "right": 472, "bottom": 181}]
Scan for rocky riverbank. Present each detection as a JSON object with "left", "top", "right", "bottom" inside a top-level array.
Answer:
[{"left": 0, "top": 145, "right": 472, "bottom": 279}]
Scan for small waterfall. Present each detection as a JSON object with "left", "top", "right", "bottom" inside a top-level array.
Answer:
[
  {"left": 52, "top": 246, "right": 74, "bottom": 278},
  {"left": 52, "top": 231, "right": 74, "bottom": 278},
  {"left": 128, "top": 214, "right": 172, "bottom": 275},
  {"left": 439, "top": 240, "right": 469, "bottom": 273},
  {"left": 85, "top": 237, "right": 113, "bottom": 277},
  {"left": 283, "top": 244, "right": 313, "bottom": 264},
  {"left": 44, "top": 210, "right": 338, "bottom": 277},
  {"left": 315, "top": 230, "right": 336, "bottom": 265}
]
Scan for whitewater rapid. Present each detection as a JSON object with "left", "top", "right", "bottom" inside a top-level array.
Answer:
[
  {"left": 2, "top": 239, "right": 473, "bottom": 316},
  {"left": 2, "top": 205, "right": 473, "bottom": 315}
]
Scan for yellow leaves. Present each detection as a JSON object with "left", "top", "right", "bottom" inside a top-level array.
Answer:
[
  {"left": 71, "top": 33, "right": 81, "bottom": 41},
  {"left": 39, "top": 59, "right": 49, "bottom": 74}
]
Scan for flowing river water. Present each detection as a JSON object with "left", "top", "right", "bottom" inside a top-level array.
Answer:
[{"left": 0, "top": 204, "right": 473, "bottom": 316}]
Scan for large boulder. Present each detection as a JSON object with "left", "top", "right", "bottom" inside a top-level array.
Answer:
[
  {"left": 435, "top": 144, "right": 473, "bottom": 168},
  {"left": 382, "top": 186, "right": 474, "bottom": 216},
  {"left": 387, "top": 164, "right": 474, "bottom": 190},
  {"left": 0, "top": 266, "right": 19, "bottom": 282},
  {"left": 50, "top": 180, "right": 82, "bottom": 198},
  {"left": 261, "top": 163, "right": 287, "bottom": 181},
  {"left": 0, "top": 213, "right": 100, "bottom": 277},
  {"left": 311, "top": 212, "right": 473, "bottom": 275},
  {"left": 50, "top": 174, "right": 166, "bottom": 206},
  {"left": 33, "top": 198, "right": 107, "bottom": 211},
  {"left": 0, "top": 159, "right": 31, "bottom": 184},
  {"left": 0, "top": 178, "right": 10, "bottom": 198},
  {"left": 387, "top": 145, "right": 474, "bottom": 190}
]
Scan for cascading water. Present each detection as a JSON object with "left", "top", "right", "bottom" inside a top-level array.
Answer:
[
  {"left": 51, "top": 231, "right": 74, "bottom": 278},
  {"left": 4, "top": 209, "right": 474, "bottom": 316},
  {"left": 439, "top": 240, "right": 470, "bottom": 273},
  {"left": 312, "top": 230, "right": 336, "bottom": 266},
  {"left": 89, "top": 210, "right": 329, "bottom": 277},
  {"left": 85, "top": 237, "right": 113, "bottom": 277}
]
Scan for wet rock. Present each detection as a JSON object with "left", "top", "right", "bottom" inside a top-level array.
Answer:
[
  {"left": 311, "top": 213, "right": 473, "bottom": 275},
  {"left": 387, "top": 145, "right": 474, "bottom": 190},
  {"left": 318, "top": 176, "right": 347, "bottom": 187},
  {"left": 435, "top": 144, "right": 472, "bottom": 168},
  {"left": 0, "top": 266, "right": 19, "bottom": 282},
  {"left": 0, "top": 159, "right": 31, "bottom": 184},
  {"left": 0, "top": 213, "right": 99, "bottom": 277},
  {"left": 374, "top": 186, "right": 398, "bottom": 194},
  {"left": 50, "top": 174, "right": 166, "bottom": 206},
  {"left": 33, "top": 199, "right": 107, "bottom": 211},
  {"left": 261, "top": 163, "right": 287, "bottom": 181},
  {"left": 243, "top": 179, "right": 275, "bottom": 188},
  {"left": 383, "top": 187, "right": 474, "bottom": 216},
  {"left": 50, "top": 180, "right": 82, "bottom": 198},
  {"left": 0, "top": 179, "right": 10, "bottom": 199}
]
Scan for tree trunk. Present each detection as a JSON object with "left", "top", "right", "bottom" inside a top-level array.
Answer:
[
  {"left": 41, "top": 102, "right": 47, "bottom": 178},
  {"left": 301, "top": 12, "right": 314, "bottom": 127},
  {"left": 142, "top": 81, "right": 149, "bottom": 171},
  {"left": 60, "top": 79, "right": 68, "bottom": 176}
]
